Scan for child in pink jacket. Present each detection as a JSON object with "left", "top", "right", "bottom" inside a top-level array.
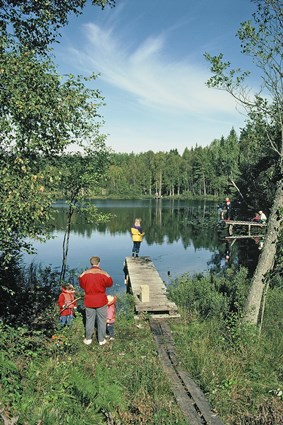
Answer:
[{"left": 106, "top": 295, "right": 117, "bottom": 340}]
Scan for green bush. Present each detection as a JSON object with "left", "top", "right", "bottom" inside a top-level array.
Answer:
[{"left": 168, "top": 267, "right": 250, "bottom": 320}]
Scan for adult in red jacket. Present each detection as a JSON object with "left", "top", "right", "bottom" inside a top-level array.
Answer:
[{"left": 79, "top": 256, "right": 113, "bottom": 346}]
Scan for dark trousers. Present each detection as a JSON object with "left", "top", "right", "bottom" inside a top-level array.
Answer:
[
  {"left": 106, "top": 323, "right": 115, "bottom": 338},
  {"left": 132, "top": 241, "right": 141, "bottom": 254}
]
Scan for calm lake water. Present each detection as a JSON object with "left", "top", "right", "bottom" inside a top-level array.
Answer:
[{"left": 23, "top": 199, "right": 260, "bottom": 293}]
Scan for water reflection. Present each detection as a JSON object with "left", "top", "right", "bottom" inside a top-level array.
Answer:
[{"left": 24, "top": 199, "right": 259, "bottom": 292}]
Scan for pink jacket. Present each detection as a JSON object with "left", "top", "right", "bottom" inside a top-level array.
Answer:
[{"left": 107, "top": 296, "right": 117, "bottom": 324}]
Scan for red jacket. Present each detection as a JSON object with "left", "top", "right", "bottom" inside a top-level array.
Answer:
[
  {"left": 79, "top": 266, "right": 113, "bottom": 308},
  {"left": 107, "top": 296, "right": 117, "bottom": 324},
  {"left": 58, "top": 289, "right": 77, "bottom": 317}
]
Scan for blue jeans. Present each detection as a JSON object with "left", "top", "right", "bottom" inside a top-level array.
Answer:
[{"left": 59, "top": 314, "right": 74, "bottom": 326}]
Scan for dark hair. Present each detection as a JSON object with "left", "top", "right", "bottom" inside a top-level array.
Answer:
[{"left": 62, "top": 283, "right": 74, "bottom": 290}]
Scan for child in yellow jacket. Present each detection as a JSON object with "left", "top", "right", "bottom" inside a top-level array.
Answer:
[{"left": 131, "top": 218, "right": 145, "bottom": 257}]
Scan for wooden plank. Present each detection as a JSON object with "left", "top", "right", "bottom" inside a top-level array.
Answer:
[
  {"left": 224, "top": 220, "right": 266, "bottom": 227},
  {"left": 178, "top": 372, "right": 224, "bottom": 425},
  {"left": 225, "top": 235, "right": 265, "bottom": 240},
  {"left": 135, "top": 304, "right": 178, "bottom": 313},
  {"left": 125, "top": 256, "right": 178, "bottom": 317},
  {"left": 150, "top": 319, "right": 224, "bottom": 425}
]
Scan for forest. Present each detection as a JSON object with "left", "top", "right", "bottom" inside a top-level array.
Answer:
[
  {"left": 0, "top": 0, "right": 282, "bottom": 423},
  {"left": 90, "top": 125, "right": 279, "bottom": 204}
]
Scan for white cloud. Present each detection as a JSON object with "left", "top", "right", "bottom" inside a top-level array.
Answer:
[
  {"left": 68, "top": 22, "right": 242, "bottom": 118},
  {"left": 55, "top": 7, "right": 252, "bottom": 153}
]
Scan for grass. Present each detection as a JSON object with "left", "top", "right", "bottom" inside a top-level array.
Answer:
[
  {"left": 1, "top": 278, "right": 283, "bottom": 424},
  {"left": 0, "top": 295, "right": 187, "bottom": 424},
  {"left": 168, "top": 285, "right": 283, "bottom": 425}
]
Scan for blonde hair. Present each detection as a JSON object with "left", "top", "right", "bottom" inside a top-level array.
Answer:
[{"left": 134, "top": 218, "right": 142, "bottom": 226}]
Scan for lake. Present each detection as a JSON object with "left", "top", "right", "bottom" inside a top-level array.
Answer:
[{"left": 23, "top": 199, "right": 260, "bottom": 293}]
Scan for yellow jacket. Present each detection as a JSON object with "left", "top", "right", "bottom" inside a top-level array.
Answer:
[{"left": 131, "top": 227, "right": 145, "bottom": 242}]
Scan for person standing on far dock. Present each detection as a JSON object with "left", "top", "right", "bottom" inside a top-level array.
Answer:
[
  {"left": 258, "top": 211, "right": 267, "bottom": 223},
  {"left": 224, "top": 197, "right": 232, "bottom": 220},
  {"left": 131, "top": 218, "right": 145, "bottom": 257}
]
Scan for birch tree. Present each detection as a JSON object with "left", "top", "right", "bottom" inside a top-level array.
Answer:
[{"left": 205, "top": 0, "right": 283, "bottom": 325}]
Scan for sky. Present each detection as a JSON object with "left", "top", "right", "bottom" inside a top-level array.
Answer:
[{"left": 53, "top": 0, "right": 258, "bottom": 154}]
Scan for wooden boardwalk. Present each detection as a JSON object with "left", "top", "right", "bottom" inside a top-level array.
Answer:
[
  {"left": 125, "top": 257, "right": 225, "bottom": 423},
  {"left": 124, "top": 256, "right": 179, "bottom": 318}
]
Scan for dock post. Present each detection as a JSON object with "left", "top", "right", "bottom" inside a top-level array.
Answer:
[{"left": 140, "top": 284, "right": 150, "bottom": 303}]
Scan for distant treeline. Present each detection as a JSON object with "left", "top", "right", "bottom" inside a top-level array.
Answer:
[{"left": 95, "top": 125, "right": 278, "bottom": 208}]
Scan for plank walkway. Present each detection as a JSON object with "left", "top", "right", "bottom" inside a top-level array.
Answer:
[
  {"left": 150, "top": 319, "right": 224, "bottom": 425},
  {"left": 125, "top": 257, "right": 224, "bottom": 423},
  {"left": 124, "top": 256, "right": 179, "bottom": 318}
]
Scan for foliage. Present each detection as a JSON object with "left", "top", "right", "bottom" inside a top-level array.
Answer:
[
  {"left": 0, "top": 2, "right": 113, "bottom": 264},
  {"left": 0, "top": 261, "right": 80, "bottom": 329},
  {"left": 1, "top": 50, "right": 96, "bottom": 155},
  {"left": 99, "top": 129, "right": 241, "bottom": 199},
  {"left": 237, "top": 118, "right": 280, "bottom": 210},
  {"left": 53, "top": 144, "right": 112, "bottom": 281},
  {"left": 167, "top": 267, "right": 250, "bottom": 320},
  {"left": 169, "top": 272, "right": 283, "bottom": 424},
  {"left": 0, "top": 0, "right": 115, "bottom": 52},
  {"left": 204, "top": 0, "right": 283, "bottom": 185},
  {"left": 203, "top": 0, "right": 282, "bottom": 209},
  {"left": 0, "top": 154, "right": 56, "bottom": 263},
  {"left": 204, "top": 0, "right": 283, "bottom": 326}
]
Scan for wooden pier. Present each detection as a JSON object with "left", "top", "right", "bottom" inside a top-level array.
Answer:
[
  {"left": 124, "top": 256, "right": 179, "bottom": 318},
  {"left": 220, "top": 220, "right": 266, "bottom": 236}
]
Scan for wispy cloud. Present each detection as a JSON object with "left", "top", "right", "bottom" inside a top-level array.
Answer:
[
  {"left": 67, "top": 21, "right": 242, "bottom": 118},
  {"left": 55, "top": 3, "right": 253, "bottom": 153}
]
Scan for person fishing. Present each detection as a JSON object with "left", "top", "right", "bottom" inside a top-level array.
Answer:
[
  {"left": 130, "top": 217, "right": 145, "bottom": 257},
  {"left": 57, "top": 283, "right": 77, "bottom": 326}
]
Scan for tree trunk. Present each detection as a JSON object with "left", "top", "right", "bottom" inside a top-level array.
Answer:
[
  {"left": 159, "top": 170, "right": 162, "bottom": 196},
  {"left": 243, "top": 179, "right": 283, "bottom": 324},
  {"left": 148, "top": 174, "right": 152, "bottom": 196},
  {"left": 203, "top": 175, "right": 206, "bottom": 196},
  {"left": 59, "top": 204, "right": 74, "bottom": 283}
]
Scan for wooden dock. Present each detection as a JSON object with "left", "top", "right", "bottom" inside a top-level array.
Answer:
[
  {"left": 124, "top": 256, "right": 179, "bottom": 318},
  {"left": 222, "top": 220, "right": 266, "bottom": 236}
]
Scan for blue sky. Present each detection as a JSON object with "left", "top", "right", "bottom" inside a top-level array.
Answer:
[{"left": 54, "top": 0, "right": 257, "bottom": 154}]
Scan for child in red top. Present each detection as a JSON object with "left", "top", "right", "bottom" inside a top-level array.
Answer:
[
  {"left": 57, "top": 284, "right": 77, "bottom": 326},
  {"left": 106, "top": 295, "right": 117, "bottom": 340}
]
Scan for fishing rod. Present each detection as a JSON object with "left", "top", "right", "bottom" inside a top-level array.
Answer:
[{"left": 61, "top": 296, "right": 82, "bottom": 312}]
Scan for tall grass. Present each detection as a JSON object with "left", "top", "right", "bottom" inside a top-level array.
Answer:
[{"left": 168, "top": 269, "right": 283, "bottom": 424}]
